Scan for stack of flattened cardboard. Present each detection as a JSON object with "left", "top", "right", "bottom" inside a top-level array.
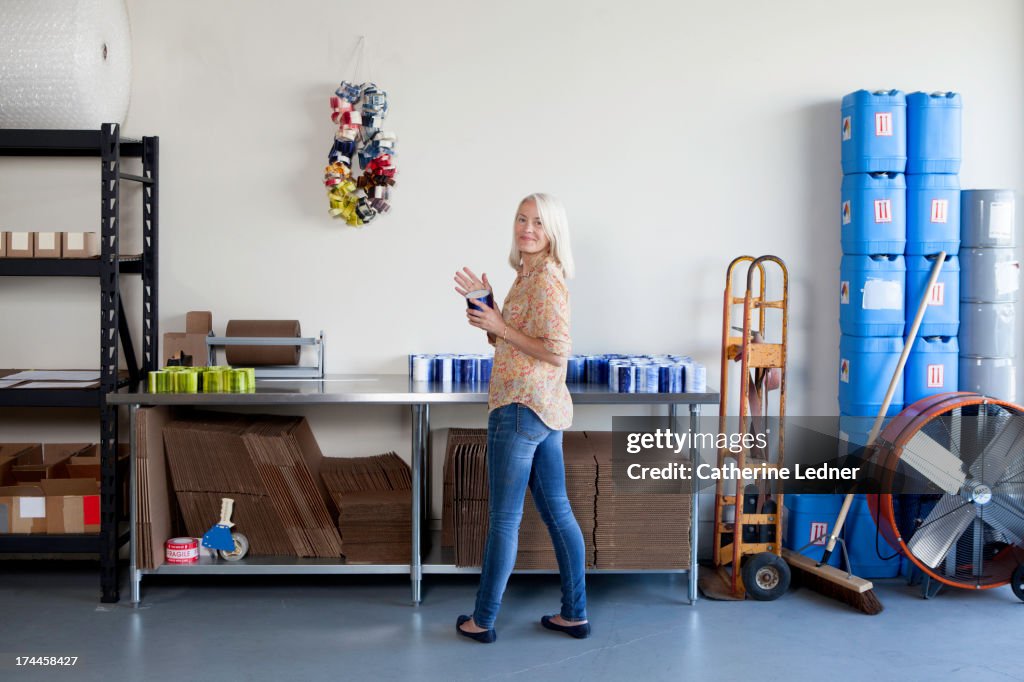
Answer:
[
  {"left": 515, "top": 432, "right": 596, "bottom": 569},
  {"left": 321, "top": 453, "right": 411, "bottom": 563},
  {"left": 445, "top": 429, "right": 597, "bottom": 569},
  {"left": 162, "top": 412, "right": 342, "bottom": 559},
  {"left": 442, "top": 428, "right": 488, "bottom": 561},
  {"left": 588, "top": 431, "right": 691, "bottom": 569},
  {"left": 135, "top": 407, "right": 175, "bottom": 570},
  {"left": 451, "top": 435, "right": 489, "bottom": 567}
]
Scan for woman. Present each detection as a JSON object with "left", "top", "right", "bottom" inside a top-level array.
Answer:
[{"left": 452, "top": 193, "right": 589, "bottom": 643}]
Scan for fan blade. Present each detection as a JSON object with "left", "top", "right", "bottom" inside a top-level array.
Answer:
[
  {"left": 985, "top": 498, "right": 1024, "bottom": 547},
  {"left": 901, "top": 432, "right": 967, "bottom": 495},
  {"left": 970, "top": 415, "right": 1024, "bottom": 484},
  {"left": 907, "top": 495, "right": 975, "bottom": 568}
]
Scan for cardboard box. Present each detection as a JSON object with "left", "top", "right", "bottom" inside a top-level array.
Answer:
[
  {"left": 0, "top": 485, "right": 48, "bottom": 534},
  {"left": 186, "top": 311, "right": 214, "bottom": 334},
  {"left": 12, "top": 443, "right": 91, "bottom": 483},
  {"left": 65, "top": 444, "right": 101, "bottom": 480},
  {"left": 6, "top": 231, "right": 33, "bottom": 258},
  {"left": 42, "top": 479, "right": 101, "bottom": 534},
  {"left": 0, "top": 231, "right": 6, "bottom": 257},
  {"left": 33, "top": 231, "right": 62, "bottom": 258},
  {"left": 163, "top": 332, "right": 212, "bottom": 367},
  {"left": 62, "top": 232, "right": 100, "bottom": 259},
  {"left": 0, "top": 444, "right": 42, "bottom": 486}
]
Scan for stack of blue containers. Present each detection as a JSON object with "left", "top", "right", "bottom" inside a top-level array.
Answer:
[
  {"left": 835, "top": 91, "right": 963, "bottom": 579},
  {"left": 839, "top": 90, "right": 908, "bottom": 456},
  {"left": 903, "top": 92, "right": 962, "bottom": 406}
]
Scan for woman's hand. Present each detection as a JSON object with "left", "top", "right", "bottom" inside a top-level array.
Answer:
[
  {"left": 467, "top": 299, "right": 504, "bottom": 336},
  {"left": 454, "top": 267, "right": 491, "bottom": 298}
]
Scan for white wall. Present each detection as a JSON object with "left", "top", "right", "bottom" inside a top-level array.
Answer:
[{"left": 2, "top": 0, "right": 1022, "bottom": 525}]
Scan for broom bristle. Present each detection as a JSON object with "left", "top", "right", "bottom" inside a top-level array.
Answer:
[{"left": 790, "top": 561, "right": 884, "bottom": 615}]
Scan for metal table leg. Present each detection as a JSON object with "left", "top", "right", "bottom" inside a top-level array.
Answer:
[
  {"left": 129, "top": 404, "right": 142, "bottom": 605},
  {"left": 411, "top": 404, "right": 423, "bottom": 604},
  {"left": 689, "top": 403, "right": 701, "bottom": 605}
]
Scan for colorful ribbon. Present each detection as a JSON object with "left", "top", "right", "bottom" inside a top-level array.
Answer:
[{"left": 324, "top": 81, "right": 397, "bottom": 226}]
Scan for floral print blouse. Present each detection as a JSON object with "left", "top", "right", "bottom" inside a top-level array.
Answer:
[{"left": 488, "top": 256, "right": 572, "bottom": 430}]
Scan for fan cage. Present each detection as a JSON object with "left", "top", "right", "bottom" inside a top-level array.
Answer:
[{"left": 868, "top": 392, "right": 1024, "bottom": 589}]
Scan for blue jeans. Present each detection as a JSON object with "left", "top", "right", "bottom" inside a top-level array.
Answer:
[{"left": 472, "top": 403, "right": 588, "bottom": 629}]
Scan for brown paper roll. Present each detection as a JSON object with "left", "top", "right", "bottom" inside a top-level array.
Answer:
[{"left": 225, "top": 320, "right": 301, "bottom": 366}]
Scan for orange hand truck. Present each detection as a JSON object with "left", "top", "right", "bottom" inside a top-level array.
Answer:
[{"left": 700, "top": 255, "right": 790, "bottom": 601}]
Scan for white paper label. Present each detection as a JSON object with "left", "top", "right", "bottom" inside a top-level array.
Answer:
[
  {"left": 842, "top": 116, "right": 852, "bottom": 141},
  {"left": 995, "top": 261, "right": 1021, "bottom": 295},
  {"left": 863, "top": 278, "right": 903, "bottom": 310},
  {"left": 840, "top": 358, "right": 850, "bottom": 383},
  {"left": 874, "top": 199, "right": 892, "bottom": 223},
  {"left": 989, "top": 202, "right": 1014, "bottom": 240},
  {"left": 19, "top": 497, "right": 45, "bottom": 519},
  {"left": 68, "top": 233, "right": 84, "bottom": 250},
  {"left": 842, "top": 200, "right": 851, "bottom": 225},
  {"left": 875, "top": 112, "right": 893, "bottom": 136},
  {"left": 928, "top": 282, "right": 945, "bottom": 306},
  {"left": 927, "top": 364, "right": 945, "bottom": 388},
  {"left": 39, "top": 232, "right": 55, "bottom": 250},
  {"left": 930, "top": 199, "right": 948, "bottom": 223},
  {"left": 840, "top": 281, "right": 850, "bottom": 304},
  {"left": 12, "top": 232, "right": 29, "bottom": 250}
]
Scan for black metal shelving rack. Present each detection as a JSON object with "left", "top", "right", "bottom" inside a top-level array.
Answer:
[{"left": 0, "top": 124, "right": 159, "bottom": 602}]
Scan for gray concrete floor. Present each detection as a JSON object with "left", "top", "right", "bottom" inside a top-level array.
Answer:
[{"left": 1, "top": 562, "right": 1023, "bottom": 681}]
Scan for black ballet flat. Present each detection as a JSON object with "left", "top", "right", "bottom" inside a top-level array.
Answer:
[
  {"left": 456, "top": 615, "right": 496, "bottom": 643},
  {"left": 540, "top": 615, "right": 591, "bottom": 639}
]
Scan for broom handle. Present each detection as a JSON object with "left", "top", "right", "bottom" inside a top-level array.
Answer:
[{"left": 819, "top": 251, "right": 947, "bottom": 566}]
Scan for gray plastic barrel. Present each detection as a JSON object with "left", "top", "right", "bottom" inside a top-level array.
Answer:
[
  {"left": 958, "top": 302, "right": 1017, "bottom": 358},
  {"left": 959, "top": 356, "right": 1017, "bottom": 402},
  {"left": 960, "top": 247, "right": 1021, "bottom": 303},
  {"left": 961, "top": 190, "right": 1016, "bottom": 248}
]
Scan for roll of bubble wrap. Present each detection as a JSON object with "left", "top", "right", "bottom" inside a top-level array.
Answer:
[{"left": 0, "top": 0, "right": 131, "bottom": 129}]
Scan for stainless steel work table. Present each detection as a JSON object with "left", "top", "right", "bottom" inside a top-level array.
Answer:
[{"left": 109, "top": 374, "right": 719, "bottom": 605}]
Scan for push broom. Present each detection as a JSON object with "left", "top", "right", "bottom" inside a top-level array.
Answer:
[{"left": 782, "top": 251, "right": 947, "bottom": 615}]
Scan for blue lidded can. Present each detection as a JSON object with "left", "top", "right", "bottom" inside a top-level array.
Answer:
[
  {"left": 566, "top": 356, "right": 585, "bottom": 384},
  {"left": 466, "top": 289, "right": 495, "bottom": 312},
  {"left": 617, "top": 365, "right": 635, "bottom": 393},
  {"left": 460, "top": 357, "right": 477, "bottom": 385}
]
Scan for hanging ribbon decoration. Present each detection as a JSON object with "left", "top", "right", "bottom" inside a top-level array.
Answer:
[{"left": 324, "top": 80, "right": 397, "bottom": 226}]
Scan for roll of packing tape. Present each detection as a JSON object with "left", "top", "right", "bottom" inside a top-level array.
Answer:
[
  {"left": 165, "top": 537, "right": 199, "bottom": 564},
  {"left": 202, "top": 368, "right": 225, "bottom": 393},
  {"left": 173, "top": 370, "right": 198, "bottom": 393},
  {"left": 225, "top": 320, "right": 301, "bottom": 366},
  {"left": 226, "top": 368, "right": 255, "bottom": 393},
  {"left": 147, "top": 370, "right": 169, "bottom": 393}
]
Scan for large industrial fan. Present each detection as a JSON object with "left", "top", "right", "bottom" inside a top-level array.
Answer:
[{"left": 868, "top": 392, "right": 1024, "bottom": 599}]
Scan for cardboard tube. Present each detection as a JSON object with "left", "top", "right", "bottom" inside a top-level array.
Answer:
[{"left": 225, "top": 320, "right": 301, "bottom": 366}]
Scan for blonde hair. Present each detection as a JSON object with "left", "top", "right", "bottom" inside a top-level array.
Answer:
[{"left": 508, "top": 193, "right": 575, "bottom": 279}]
